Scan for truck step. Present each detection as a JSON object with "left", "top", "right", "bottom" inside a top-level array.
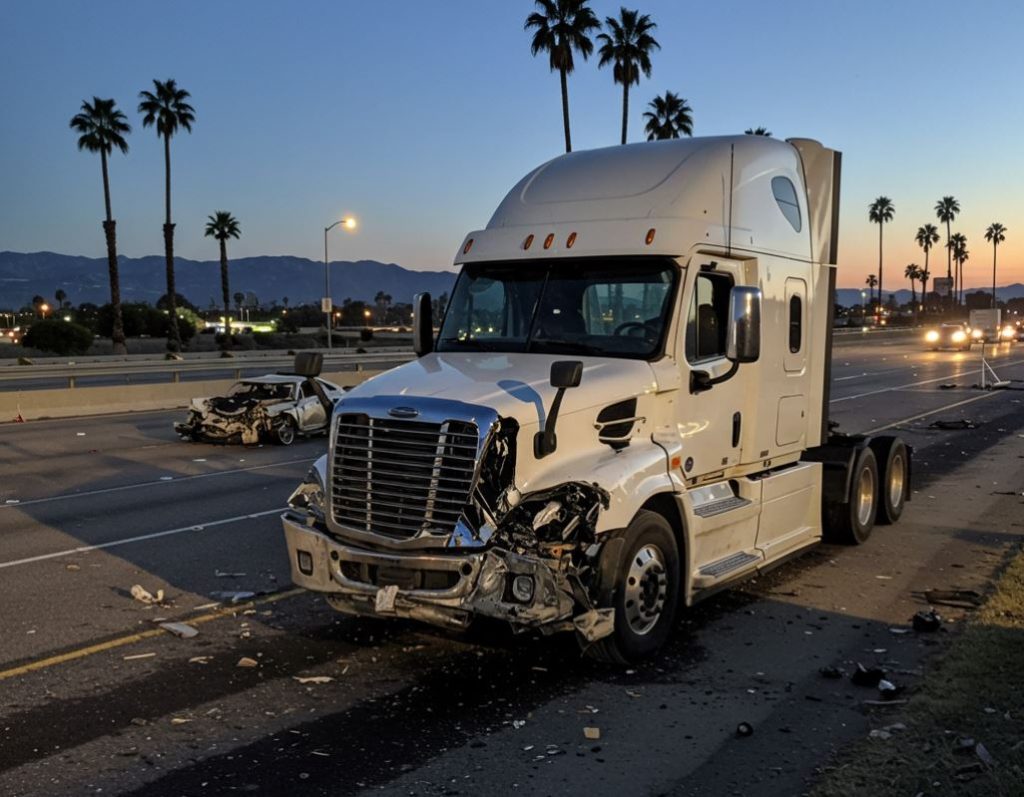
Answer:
[
  {"left": 693, "top": 494, "right": 751, "bottom": 518},
  {"left": 699, "top": 550, "right": 760, "bottom": 579}
]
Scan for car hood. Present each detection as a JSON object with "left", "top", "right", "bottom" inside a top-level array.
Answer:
[{"left": 345, "top": 351, "right": 660, "bottom": 425}]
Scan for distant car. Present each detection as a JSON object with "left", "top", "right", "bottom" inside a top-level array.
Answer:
[
  {"left": 175, "top": 374, "right": 345, "bottom": 445},
  {"left": 924, "top": 323, "right": 972, "bottom": 351},
  {"left": 0, "top": 327, "right": 23, "bottom": 345}
]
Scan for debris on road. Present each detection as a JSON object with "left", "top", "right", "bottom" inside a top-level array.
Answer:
[
  {"left": 735, "top": 722, "right": 754, "bottom": 738},
  {"left": 130, "top": 584, "right": 165, "bottom": 605},
  {"left": 123, "top": 652, "right": 156, "bottom": 661},
  {"left": 918, "top": 589, "right": 983, "bottom": 608},
  {"left": 851, "top": 663, "right": 886, "bottom": 687},
  {"left": 210, "top": 590, "right": 255, "bottom": 603},
  {"left": 170, "top": 717, "right": 192, "bottom": 725},
  {"left": 293, "top": 676, "right": 334, "bottom": 685},
  {"left": 928, "top": 419, "right": 978, "bottom": 430},
  {"left": 975, "top": 742, "right": 996, "bottom": 768},
  {"left": 188, "top": 656, "right": 211, "bottom": 664},
  {"left": 65, "top": 563, "right": 80, "bottom": 572},
  {"left": 819, "top": 665, "right": 843, "bottom": 679},
  {"left": 877, "top": 679, "right": 904, "bottom": 700},
  {"left": 160, "top": 622, "right": 199, "bottom": 639},
  {"left": 913, "top": 609, "right": 942, "bottom": 632},
  {"left": 236, "top": 657, "right": 259, "bottom": 668},
  {"left": 889, "top": 627, "right": 911, "bottom": 635},
  {"left": 583, "top": 727, "right": 601, "bottom": 740},
  {"left": 939, "top": 383, "right": 958, "bottom": 390},
  {"left": 214, "top": 570, "right": 247, "bottom": 578}
]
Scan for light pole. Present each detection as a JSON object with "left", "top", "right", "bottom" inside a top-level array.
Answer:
[{"left": 323, "top": 216, "right": 358, "bottom": 349}]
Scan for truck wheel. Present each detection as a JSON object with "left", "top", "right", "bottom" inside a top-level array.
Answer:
[
  {"left": 876, "top": 439, "right": 908, "bottom": 525},
  {"left": 585, "top": 511, "right": 680, "bottom": 664},
  {"left": 824, "top": 446, "right": 878, "bottom": 545},
  {"left": 273, "top": 418, "right": 297, "bottom": 446}
]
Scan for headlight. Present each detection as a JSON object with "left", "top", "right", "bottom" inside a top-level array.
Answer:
[
  {"left": 925, "top": 330, "right": 940, "bottom": 343},
  {"left": 971, "top": 328, "right": 984, "bottom": 339},
  {"left": 1002, "top": 326, "right": 1015, "bottom": 339},
  {"left": 288, "top": 455, "right": 327, "bottom": 522},
  {"left": 951, "top": 331, "right": 966, "bottom": 343}
]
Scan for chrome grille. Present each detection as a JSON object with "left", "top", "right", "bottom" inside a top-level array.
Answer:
[{"left": 331, "top": 413, "right": 479, "bottom": 539}]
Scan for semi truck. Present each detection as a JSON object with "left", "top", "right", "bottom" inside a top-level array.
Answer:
[{"left": 282, "top": 135, "right": 911, "bottom": 663}]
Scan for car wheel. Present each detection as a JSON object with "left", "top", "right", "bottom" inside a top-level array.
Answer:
[
  {"left": 876, "top": 439, "right": 908, "bottom": 525},
  {"left": 824, "top": 446, "right": 878, "bottom": 545},
  {"left": 584, "top": 511, "right": 680, "bottom": 664},
  {"left": 273, "top": 418, "right": 297, "bottom": 446}
]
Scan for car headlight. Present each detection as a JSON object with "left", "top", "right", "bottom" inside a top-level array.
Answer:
[
  {"left": 925, "top": 330, "right": 940, "bottom": 343},
  {"left": 951, "top": 330, "right": 966, "bottom": 343},
  {"left": 971, "top": 328, "right": 984, "bottom": 339},
  {"left": 1002, "top": 326, "right": 1015, "bottom": 339},
  {"left": 288, "top": 454, "right": 327, "bottom": 522}
]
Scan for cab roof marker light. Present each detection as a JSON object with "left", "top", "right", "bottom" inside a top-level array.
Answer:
[
  {"left": 523, "top": 234, "right": 534, "bottom": 250},
  {"left": 566, "top": 231, "right": 577, "bottom": 249},
  {"left": 462, "top": 238, "right": 474, "bottom": 255},
  {"left": 645, "top": 228, "right": 656, "bottom": 245},
  {"left": 543, "top": 233, "right": 555, "bottom": 250}
]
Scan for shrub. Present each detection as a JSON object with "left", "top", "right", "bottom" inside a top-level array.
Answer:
[
  {"left": 22, "top": 320, "right": 93, "bottom": 356},
  {"left": 359, "top": 327, "right": 374, "bottom": 342}
]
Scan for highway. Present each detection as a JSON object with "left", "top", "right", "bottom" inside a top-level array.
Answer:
[{"left": 1, "top": 337, "right": 1023, "bottom": 796}]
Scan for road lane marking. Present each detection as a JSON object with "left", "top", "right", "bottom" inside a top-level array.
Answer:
[
  {"left": 862, "top": 392, "right": 1004, "bottom": 435},
  {"left": 834, "top": 373, "right": 867, "bottom": 381},
  {"left": 830, "top": 356, "right": 1024, "bottom": 403},
  {"left": 0, "top": 507, "right": 286, "bottom": 569},
  {"left": 0, "top": 589, "right": 303, "bottom": 682},
  {"left": 0, "top": 458, "right": 315, "bottom": 510}
]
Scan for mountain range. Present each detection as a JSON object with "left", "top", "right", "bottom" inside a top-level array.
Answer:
[
  {"left": 1, "top": 251, "right": 1022, "bottom": 310},
  {"left": 0, "top": 251, "right": 457, "bottom": 309},
  {"left": 835, "top": 284, "right": 1024, "bottom": 307}
]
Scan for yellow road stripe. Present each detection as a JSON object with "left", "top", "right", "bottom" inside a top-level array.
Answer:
[{"left": 0, "top": 588, "right": 304, "bottom": 682}]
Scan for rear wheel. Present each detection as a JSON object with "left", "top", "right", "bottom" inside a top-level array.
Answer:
[
  {"left": 824, "top": 446, "right": 878, "bottom": 545},
  {"left": 585, "top": 511, "right": 680, "bottom": 664},
  {"left": 273, "top": 417, "right": 297, "bottom": 446},
  {"left": 876, "top": 439, "right": 908, "bottom": 524}
]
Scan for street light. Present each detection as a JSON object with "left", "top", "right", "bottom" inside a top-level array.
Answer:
[{"left": 324, "top": 216, "right": 358, "bottom": 349}]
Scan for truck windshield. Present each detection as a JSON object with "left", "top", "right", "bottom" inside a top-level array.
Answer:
[{"left": 437, "top": 258, "right": 677, "bottom": 359}]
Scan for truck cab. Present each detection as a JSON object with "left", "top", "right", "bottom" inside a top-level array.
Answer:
[{"left": 282, "top": 135, "right": 910, "bottom": 662}]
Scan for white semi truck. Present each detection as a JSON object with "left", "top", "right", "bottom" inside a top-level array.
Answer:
[{"left": 282, "top": 135, "right": 911, "bottom": 662}]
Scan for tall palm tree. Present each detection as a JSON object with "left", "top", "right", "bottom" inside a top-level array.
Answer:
[
  {"left": 865, "top": 274, "right": 878, "bottom": 312},
  {"left": 204, "top": 211, "right": 241, "bottom": 348},
  {"left": 139, "top": 79, "right": 195, "bottom": 352},
  {"left": 744, "top": 127, "right": 772, "bottom": 136},
  {"left": 597, "top": 7, "right": 660, "bottom": 145},
  {"left": 69, "top": 97, "right": 131, "bottom": 354},
  {"left": 935, "top": 196, "right": 960, "bottom": 306},
  {"left": 948, "top": 232, "right": 967, "bottom": 304},
  {"left": 914, "top": 223, "right": 939, "bottom": 295},
  {"left": 918, "top": 268, "right": 931, "bottom": 313},
  {"left": 55, "top": 288, "right": 67, "bottom": 310},
  {"left": 904, "top": 263, "right": 920, "bottom": 308},
  {"left": 525, "top": 0, "right": 601, "bottom": 153},
  {"left": 984, "top": 223, "right": 1007, "bottom": 310},
  {"left": 955, "top": 244, "right": 969, "bottom": 305},
  {"left": 868, "top": 197, "right": 895, "bottom": 317},
  {"left": 642, "top": 91, "right": 692, "bottom": 140}
]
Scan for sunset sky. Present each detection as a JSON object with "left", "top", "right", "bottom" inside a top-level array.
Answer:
[{"left": 2, "top": 0, "right": 1023, "bottom": 291}]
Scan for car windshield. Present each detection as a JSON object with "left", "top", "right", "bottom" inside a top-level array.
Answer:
[
  {"left": 436, "top": 258, "right": 678, "bottom": 359},
  {"left": 229, "top": 381, "right": 294, "bottom": 401}
]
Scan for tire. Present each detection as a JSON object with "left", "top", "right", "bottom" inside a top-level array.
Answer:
[
  {"left": 273, "top": 418, "right": 297, "bottom": 446},
  {"left": 823, "top": 446, "right": 878, "bottom": 545},
  {"left": 584, "top": 511, "right": 680, "bottom": 664},
  {"left": 875, "top": 439, "right": 908, "bottom": 525}
]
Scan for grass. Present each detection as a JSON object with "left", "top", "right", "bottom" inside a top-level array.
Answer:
[{"left": 812, "top": 546, "right": 1024, "bottom": 796}]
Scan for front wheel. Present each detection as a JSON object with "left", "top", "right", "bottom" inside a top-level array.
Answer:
[
  {"left": 273, "top": 417, "right": 297, "bottom": 446},
  {"left": 584, "top": 511, "right": 680, "bottom": 664}
]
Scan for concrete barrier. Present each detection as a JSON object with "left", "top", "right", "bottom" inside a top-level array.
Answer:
[{"left": 0, "top": 370, "right": 384, "bottom": 422}]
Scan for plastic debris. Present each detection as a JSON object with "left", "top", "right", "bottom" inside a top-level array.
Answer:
[
  {"left": 160, "top": 622, "right": 199, "bottom": 639},
  {"left": 170, "top": 717, "right": 192, "bottom": 725},
  {"left": 928, "top": 419, "right": 977, "bottom": 430},
  {"left": 123, "top": 652, "right": 156, "bottom": 661},
  {"left": 188, "top": 656, "right": 211, "bottom": 664},
  {"left": 236, "top": 657, "right": 259, "bottom": 668},
  {"left": 851, "top": 663, "right": 886, "bottom": 687},
  {"left": 878, "top": 679, "right": 904, "bottom": 700},
  {"left": 512, "top": 720, "right": 526, "bottom": 730},
  {"left": 583, "top": 727, "right": 601, "bottom": 740},
  {"left": 130, "top": 584, "right": 165, "bottom": 605},
  {"left": 293, "top": 676, "right": 334, "bottom": 684},
  {"left": 975, "top": 742, "right": 995, "bottom": 768},
  {"left": 65, "top": 563, "right": 80, "bottom": 572},
  {"left": 209, "top": 590, "right": 255, "bottom": 603},
  {"left": 939, "top": 383, "right": 958, "bottom": 390},
  {"left": 888, "top": 627, "right": 911, "bottom": 635},
  {"left": 375, "top": 584, "right": 399, "bottom": 613},
  {"left": 868, "top": 729, "right": 891, "bottom": 740},
  {"left": 819, "top": 666, "right": 843, "bottom": 679},
  {"left": 913, "top": 609, "right": 942, "bottom": 632},
  {"left": 735, "top": 722, "right": 754, "bottom": 738},
  {"left": 214, "top": 570, "right": 247, "bottom": 578},
  {"left": 917, "top": 589, "right": 983, "bottom": 608}
]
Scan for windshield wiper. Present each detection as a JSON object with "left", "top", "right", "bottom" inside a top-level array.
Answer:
[{"left": 439, "top": 337, "right": 496, "bottom": 351}]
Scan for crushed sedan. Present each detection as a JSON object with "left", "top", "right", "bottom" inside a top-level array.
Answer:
[{"left": 175, "top": 363, "right": 344, "bottom": 445}]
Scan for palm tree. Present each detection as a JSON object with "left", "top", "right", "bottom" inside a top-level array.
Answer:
[
  {"left": 868, "top": 197, "right": 895, "bottom": 317},
  {"left": 643, "top": 91, "right": 692, "bottom": 140},
  {"left": 955, "top": 244, "right": 969, "bottom": 305},
  {"left": 918, "top": 269, "right": 931, "bottom": 313},
  {"left": 745, "top": 127, "right": 771, "bottom": 136},
  {"left": 935, "top": 196, "right": 960, "bottom": 306},
  {"left": 948, "top": 232, "right": 967, "bottom": 305},
  {"left": 914, "top": 224, "right": 939, "bottom": 295},
  {"left": 904, "top": 263, "right": 920, "bottom": 309},
  {"left": 204, "top": 211, "right": 241, "bottom": 348},
  {"left": 984, "top": 223, "right": 1007, "bottom": 310},
  {"left": 525, "top": 0, "right": 601, "bottom": 153},
  {"left": 69, "top": 97, "right": 131, "bottom": 354},
  {"left": 597, "top": 7, "right": 660, "bottom": 145},
  {"left": 865, "top": 274, "right": 878, "bottom": 311},
  {"left": 55, "top": 289, "right": 67, "bottom": 310},
  {"left": 138, "top": 79, "right": 195, "bottom": 352}
]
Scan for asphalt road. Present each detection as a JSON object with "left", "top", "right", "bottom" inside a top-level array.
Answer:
[{"left": 1, "top": 338, "right": 1023, "bottom": 796}]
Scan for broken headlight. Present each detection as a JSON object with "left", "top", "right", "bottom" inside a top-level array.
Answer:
[{"left": 287, "top": 455, "right": 327, "bottom": 523}]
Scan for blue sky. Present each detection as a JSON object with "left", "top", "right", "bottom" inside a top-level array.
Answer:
[{"left": 2, "top": 0, "right": 1023, "bottom": 288}]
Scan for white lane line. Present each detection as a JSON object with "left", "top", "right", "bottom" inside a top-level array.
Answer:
[
  {"left": 0, "top": 458, "right": 315, "bottom": 510},
  {"left": 830, "top": 356, "right": 1024, "bottom": 403},
  {"left": 834, "top": 373, "right": 867, "bottom": 381},
  {"left": 862, "top": 392, "right": 1002, "bottom": 435},
  {"left": 0, "top": 507, "right": 286, "bottom": 569}
]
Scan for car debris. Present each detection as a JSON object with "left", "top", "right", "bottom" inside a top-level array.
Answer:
[
  {"left": 928, "top": 419, "right": 978, "bottom": 430},
  {"left": 160, "top": 622, "right": 199, "bottom": 639},
  {"left": 583, "top": 727, "right": 601, "bottom": 740},
  {"left": 293, "top": 676, "right": 334, "bottom": 684},
  {"left": 877, "top": 679, "right": 904, "bottom": 700},
  {"left": 735, "top": 722, "right": 754, "bottom": 738},
  {"left": 851, "top": 663, "right": 886, "bottom": 687},
  {"left": 236, "top": 657, "right": 259, "bottom": 668},
  {"left": 818, "top": 665, "right": 843, "bottom": 679},
  {"left": 915, "top": 589, "right": 983, "bottom": 608},
  {"left": 913, "top": 609, "right": 943, "bottom": 632},
  {"left": 175, "top": 354, "right": 344, "bottom": 445},
  {"left": 214, "top": 570, "right": 247, "bottom": 578},
  {"left": 123, "top": 652, "right": 156, "bottom": 661},
  {"left": 130, "top": 584, "right": 165, "bottom": 605},
  {"left": 209, "top": 590, "right": 255, "bottom": 603}
]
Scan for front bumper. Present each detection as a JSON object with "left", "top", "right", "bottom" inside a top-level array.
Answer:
[{"left": 281, "top": 512, "right": 574, "bottom": 630}]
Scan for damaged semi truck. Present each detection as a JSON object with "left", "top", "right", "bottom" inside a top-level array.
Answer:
[{"left": 282, "top": 135, "right": 911, "bottom": 662}]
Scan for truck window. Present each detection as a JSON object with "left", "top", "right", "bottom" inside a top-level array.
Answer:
[
  {"left": 771, "top": 176, "right": 802, "bottom": 232},
  {"left": 685, "top": 271, "right": 733, "bottom": 362},
  {"left": 789, "top": 294, "right": 802, "bottom": 353}
]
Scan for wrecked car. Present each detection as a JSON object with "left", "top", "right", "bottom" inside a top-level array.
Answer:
[
  {"left": 176, "top": 360, "right": 344, "bottom": 445},
  {"left": 283, "top": 136, "right": 911, "bottom": 662}
]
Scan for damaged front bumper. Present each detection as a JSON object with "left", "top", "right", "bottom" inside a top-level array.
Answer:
[{"left": 282, "top": 511, "right": 577, "bottom": 631}]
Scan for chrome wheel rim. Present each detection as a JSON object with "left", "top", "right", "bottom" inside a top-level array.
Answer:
[
  {"left": 623, "top": 544, "right": 667, "bottom": 636},
  {"left": 888, "top": 453, "right": 905, "bottom": 510},
  {"left": 856, "top": 465, "right": 876, "bottom": 527},
  {"left": 277, "top": 423, "right": 295, "bottom": 445}
]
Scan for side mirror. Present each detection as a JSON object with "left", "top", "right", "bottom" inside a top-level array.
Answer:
[
  {"left": 535, "top": 360, "right": 583, "bottom": 458},
  {"left": 726, "top": 286, "right": 761, "bottom": 363},
  {"left": 293, "top": 351, "right": 323, "bottom": 377},
  {"left": 413, "top": 292, "right": 434, "bottom": 356}
]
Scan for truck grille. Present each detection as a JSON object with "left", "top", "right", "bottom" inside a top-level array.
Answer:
[{"left": 330, "top": 413, "right": 479, "bottom": 540}]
